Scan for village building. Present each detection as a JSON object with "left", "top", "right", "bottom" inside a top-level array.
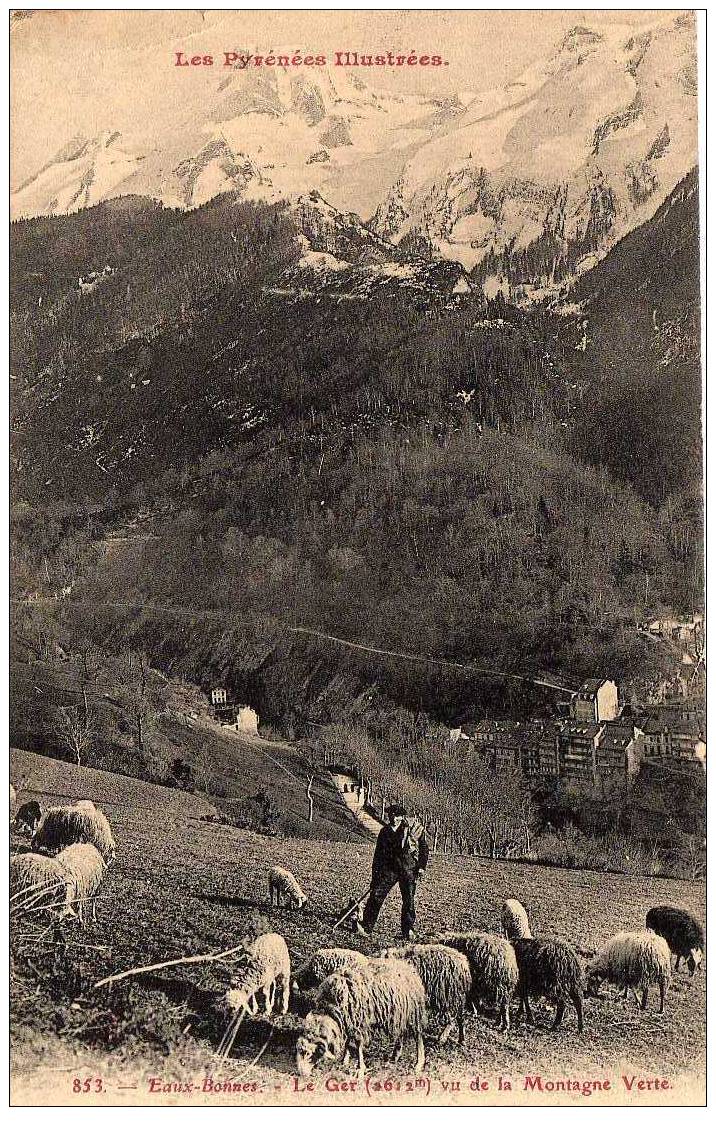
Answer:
[
  {"left": 594, "top": 721, "right": 643, "bottom": 791},
  {"left": 558, "top": 719, "right": 603, "bottom": 786},
  {"left": 470, "top": 719, "right": 525, "bottom": 772},
  {"left": 569, "top": 678, "right": 619, "bottom": 723},
  {"left": 208, "top": 687, "right": 260, "bottom": 736},
  {"left": 642, "top": 716, "right": 705, "bottom": 772},
  {"left": 211, "top": 686, "right": 227, "bottom": 706}
]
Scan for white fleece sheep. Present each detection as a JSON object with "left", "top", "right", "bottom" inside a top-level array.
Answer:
[
  {"left": 10, "top": 843, "right": 105, "bottom": 922},
  {"left": 33, "top": 801, "right": 115, "bottom": 863},
  {"left": 502, "top": 898, "right": 532, "bottom": 940},
  {"left": 436, "top": 930, "right": 519, "bottom": 1030},
  {"left": 10, "top": 852, "right": 67, "bottom": 911},
  {"left": 293, "top": 947, "right": 371, "bottom": 992},
  {"left": 56, "top": 843, "right": 107, "bottom": 924},
  {"left": 296, "top": 959, "right": 427, "bottom": 1078},
  {"left": 587, "top": 930, "right": 672, "bottom": 1013},
  {"left": 223, "top": 932, "right": 291, "bottom": 1018},
  {"left": 381, "top": 943, "right": 472, "bottom": 1044},
  {"left": 268, "top": 865, "right": 306, "bottom": 909}
]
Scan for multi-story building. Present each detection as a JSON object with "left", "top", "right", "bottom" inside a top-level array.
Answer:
[
  {"left": 569, "top": 678, "right": 619, "bottom": 723},
  {"left": 559, "top": 719, "right": 603, "bottom": 785},
  {"left": 642, "top": 717, "right": 705, "bottom": 771},
  {"left": 594, "top": 721, "right": 643, "bottom": 791}
]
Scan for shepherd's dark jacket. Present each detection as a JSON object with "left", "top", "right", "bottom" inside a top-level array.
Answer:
[{"left": 371, "top": 817, "right": 429, "bottom": 881}]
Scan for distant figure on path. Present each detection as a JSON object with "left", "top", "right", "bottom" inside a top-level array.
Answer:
[{"left": 356, "top": 803, "right": 429, "bottom": 940}]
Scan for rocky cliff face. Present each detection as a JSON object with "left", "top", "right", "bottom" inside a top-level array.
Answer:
[{"left": 370, "top": 14, "right": 698, "bottom": 298}]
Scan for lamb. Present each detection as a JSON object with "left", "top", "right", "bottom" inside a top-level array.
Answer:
[
  {"left": 436, "top": 930, "right": 518, "bottom": 1030},
  {"left": 645, "top": 906, "right": 704, "bottom": 976},
  {"left": 268, "top": 865, "right": 306, "bottom": 909},
  {"left": 512, "top": 938, "right": 585, "bottom": 1032},
  {"left": 14, "top": 800, "right": 42, "bottom": 837},
  {"left": 381, "top": 943, "right": 472, "bottom": 1044},
  {"left": 293, "top": 947, "right": 371, "bottom": 993},
  {"left": 56, "top": 843, "right": 107, "bottom": 924},
  {"left": 587, "top": 930, "right": 672, "bottom": 1013},
  {"left": 32, "top": 801, "right": 115, "bottom": 864},
  {"left": 296, "top": 959, "right": 426, "bottom": 1079},
  {"left": 222, "top": 932, "right": 291, "bottom": 1018},
  {"left": 502, "top": 898, "right": 532, "bottom": 940}
]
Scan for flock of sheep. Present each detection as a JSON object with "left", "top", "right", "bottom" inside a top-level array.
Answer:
[
  {"left": 10, "top": 790, "right": 115, "bottom": 923},
  {"left": 9, "top": 786, "right": 705, "bottom": 1078},
  {"left": 234, "top": 877, "right": 704, "bottom": 1077}
]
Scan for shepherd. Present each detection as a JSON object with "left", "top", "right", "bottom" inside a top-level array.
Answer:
[{"left": 356, "top": 804, "right": 429, "bottom": 940}]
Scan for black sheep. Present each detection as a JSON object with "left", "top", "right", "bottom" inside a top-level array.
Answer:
[
  {"left": 646, "top": 906, "right": 704, "bottom": 975},
  {"left": 512, "top": 938, "right": 585, "bottom": 1032}
]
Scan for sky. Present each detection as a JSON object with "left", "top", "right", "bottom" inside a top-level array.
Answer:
[{"left": 10, "top": 9, "right": 685, "bottom": 189}]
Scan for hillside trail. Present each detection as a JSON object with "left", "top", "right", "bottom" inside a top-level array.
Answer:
[{"left": 331, "top": 771, "right": 382, "bottom": 836}]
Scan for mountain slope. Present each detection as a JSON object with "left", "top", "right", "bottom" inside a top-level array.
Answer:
[
  {"left": 11, "top": 15, "right": 697, "bottom": 304},
  {"left": 372, "top": 14, "right": 697, "bottom": 290}
]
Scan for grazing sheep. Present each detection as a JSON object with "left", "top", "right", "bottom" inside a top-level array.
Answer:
[
  {"left": 10, "top": 852, "right": 67, "bottom": 910},
  {"left": 56, "top": 843, "right": 107, "bottom": 924},
  {"left": 293, "top": 947, "right": 371, "bottom": 993},
  {"left": 512, "top": 938, "right": 585, "bottom": 1032},
  {"left": 268, "top": 865, "right": 306, "bottom": 909},
  {"left": 645, "top": 906, "right": 704, "bottom": 975},
  {"left": 587, "top": 930, "right": 672, "bottom": 1013},
  {"left": 296, "top": 959, "right": 426, "bottom": 1079},
  {"left": 32, "top": 802, "right": 115, "bottom": 864},
  {"left": 502, "top": 898, "right": 532, "bottom": 940},
  {"left": 222, "top": 932, "right": 291, "bottom": 1018},
  {"left": 14, "top": 801, "right": 42, "bottom": 837},
  {"left": 436, "top": 930, "right": 518, "bottom": 1030},
  {"left": 381, "top": 943, "right": 472, "bottom": 1044}
]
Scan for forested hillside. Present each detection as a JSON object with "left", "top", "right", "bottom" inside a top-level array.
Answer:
[{"left": 10, "top": 175, "right": 702, "bottom": 731}]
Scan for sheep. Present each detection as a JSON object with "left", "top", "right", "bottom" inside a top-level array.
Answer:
[
  {"left": 293, "top": 947, "right": 371, "bottom": 993},
  {"left": 296, "top": 959, "right": 426, "bottom": 1079},
  {"left": 512, "top": 938, "right": 585, "bottom": 1032},
  {"left": 10, "top": 843, "right": 107, "bottom": 923},
  {"left": 32, "top": 801, "right": 115, "bottom": 863},
  {"left": 268, "top": 865, "right": 306, "bottom": 909},
  {"left": 56, "top": 843, "right": 107, "bottom": 924},
  {"left": 502, "top": 898, "right": 532, "bottom": 940},
  {"left": 645, "top": 906, "right": 704, "bottom": 976},
  {"left": 222, "top": 932, "right": 291, "bottom": 1019},
  {"left": 587, "top": 930, "right": 672, "bottom": 1013},
  {"left": 436, "top": 930, "right": 518, "bottom": 1030},
  {"left": 14, "top": 800, "right": 42, "bottom": 837},
  {"left": 381, "top": 943, "right": 472, "bottom": 1044},
  {"left": 10, "top": 852, "right": 67, "bottom": 911}
]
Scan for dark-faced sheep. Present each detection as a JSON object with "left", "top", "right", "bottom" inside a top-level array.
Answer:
[
  {"left": 381, "top": 943, "right": 472, "bottom": 1044},
  {"left": 15, "top": 801, "right": 42, "bottom": 837},
  {"left": 436, "top": 930, "right": 518, "bottom": 1030},
  {"left": 645, "top": 906, "right": 704, "bottom": 976},
  {"left": 587, "top": 930, "right": 672, "bottom": 1013},
  {"left": 296, "top": 960, "right": 426, "bottom": 1078},
  {"left": 512, "top": 938, "right": 585, "bottom": 1032}
]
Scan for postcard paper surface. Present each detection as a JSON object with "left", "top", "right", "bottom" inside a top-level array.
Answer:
[{"left": 9, "top": 8, "right": 704, "bottom": 1107}]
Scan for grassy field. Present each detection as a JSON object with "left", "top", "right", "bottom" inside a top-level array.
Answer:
[{"left": 10, "top": 748, "right": 705, "bottom": 1106}]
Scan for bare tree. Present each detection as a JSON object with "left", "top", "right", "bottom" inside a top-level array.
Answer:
[
  {"left": 56, "top": 703, "right": 96, "bottom": 767},
  {"left": 306, "top": 774, "right": 315, "bottom": 823}
]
